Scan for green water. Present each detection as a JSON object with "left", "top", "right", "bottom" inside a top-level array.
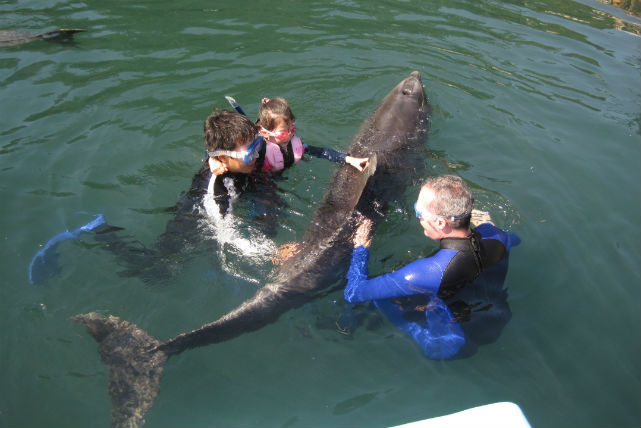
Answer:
[{"left": 1, "top": 1, "right": 639, "bottom": 427}]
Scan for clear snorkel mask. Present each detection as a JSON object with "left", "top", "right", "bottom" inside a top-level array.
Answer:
[{"left": 207, "top": 136, "right": 265, "bottom": 165}]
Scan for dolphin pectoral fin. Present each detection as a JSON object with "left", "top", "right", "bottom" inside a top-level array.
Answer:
[{"left": 71, "top": 313, "right": 169, "bottom": 428}]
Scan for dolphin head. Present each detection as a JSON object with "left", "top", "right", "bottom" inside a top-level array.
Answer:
[{"left": 372, "top": 71, "right": 429, "bottom": 136}]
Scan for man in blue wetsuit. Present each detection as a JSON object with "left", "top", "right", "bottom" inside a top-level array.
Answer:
[{"left": 345, "top": 175, "right": 519, "bottom": 359}]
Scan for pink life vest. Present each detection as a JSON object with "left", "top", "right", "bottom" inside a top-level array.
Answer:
[{"left": 261, "top": 135, "right": 305, "bottom": 172}]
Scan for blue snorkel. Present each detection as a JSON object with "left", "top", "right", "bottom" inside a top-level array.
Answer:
[
  {"left": 28, "top": 213, "right": 106, "bottom": 284},
  {"left": 225, "top": 95, "right": 247, "bottom": 116}
]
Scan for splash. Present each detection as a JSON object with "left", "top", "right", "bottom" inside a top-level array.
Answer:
[{"left": 201, "top": 174, "right": 277, "bottom": 284}]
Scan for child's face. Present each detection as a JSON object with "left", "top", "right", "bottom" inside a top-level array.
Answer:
[{"left": 261, "top": 118, "right": 296, "bottom": 147}]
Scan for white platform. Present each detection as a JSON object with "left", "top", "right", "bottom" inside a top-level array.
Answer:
[{"left": 390, "top": 402, "right": 532, "bottom": 428}]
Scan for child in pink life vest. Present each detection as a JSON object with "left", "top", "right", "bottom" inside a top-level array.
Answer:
[{"left": 208, "top": 97, "right": 369, "bottom": 175}]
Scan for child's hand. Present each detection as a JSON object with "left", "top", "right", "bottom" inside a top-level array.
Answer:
[
  {"left": 353, "top": 217, "right": 373, "bottom": 248},
  {"left": 346, "top": 156, "right": 370, "bottom": 172},
  {"left": 208, "top": 157, "right": 227, "bottom": 175}
]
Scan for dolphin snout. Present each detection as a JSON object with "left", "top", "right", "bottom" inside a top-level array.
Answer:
[{"left": 402, "top": 71, "right": 423, "bottom": 95}]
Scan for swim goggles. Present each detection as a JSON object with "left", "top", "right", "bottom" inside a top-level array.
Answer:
[
  {"left": 260, "top": 123, "right": 296, "bottom": 140},
  {"left": 414, "top": 202, "right": 470, "bottom": 221},
  {"left": 207, "top": 136, "right": 264, "bottom": 164}
]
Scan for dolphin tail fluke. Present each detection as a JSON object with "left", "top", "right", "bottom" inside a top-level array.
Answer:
[{"left": 71, "top": 312, "right": 169, "bottom": 428}]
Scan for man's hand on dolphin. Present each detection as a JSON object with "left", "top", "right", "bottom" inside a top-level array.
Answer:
[
  {"left": 272, "top": 242, "right": 301, "bottom": 265},
  {"left": 353, "top": 216, "right": 374, "bottom": 248},
  {"left": 471, "top": 209, "right": 494, "bottom": 227}
]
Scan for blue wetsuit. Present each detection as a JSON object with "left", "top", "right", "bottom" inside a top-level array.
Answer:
[
  {"left": 303, "top": 143, "right": 347, "bottom": 164},
  {"left": 345, "top": 223, "right": 520, "bottom": 359}
]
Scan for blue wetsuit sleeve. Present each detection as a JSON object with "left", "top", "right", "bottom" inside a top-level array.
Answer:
[
  {"left": 302, "top": 143, "right": 347, "bottom": 164},
  {"left": 345, "top": 246, "right": 458, "bottom": 303},
  {"left": 374, "top": 297, "right": 465, "bottom": 359},
  {"left": 476, "top": 223, "right": 521, "bottom": 251},
  {"left": 346, "top": 246, "right": 465, "bottom": 359}
]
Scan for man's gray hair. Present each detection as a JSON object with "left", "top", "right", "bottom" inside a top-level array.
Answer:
[{"left": 422, "top": 175, "right": 474, "bottom": 229}]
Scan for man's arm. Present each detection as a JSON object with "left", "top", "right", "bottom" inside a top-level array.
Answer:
[{"left": 374, "top": 297, "right": 465, "bottom": 359}]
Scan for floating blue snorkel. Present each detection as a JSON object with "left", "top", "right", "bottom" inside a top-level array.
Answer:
[{"left": 28, "top": 213, "right": 106, "bottom": 284}]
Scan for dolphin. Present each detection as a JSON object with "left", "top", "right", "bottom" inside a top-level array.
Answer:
[
  {"left": 72, "top": 71, "right": 430, "bottom": 428},
  {"left": 0, "top": 28, "right": 86, "bottom": 47}
]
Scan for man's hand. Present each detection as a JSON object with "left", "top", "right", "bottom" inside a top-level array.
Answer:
[
  {"left": 208, "top": 157, "right": 227, "bottom": 175},
  {"left": 471, "top": 209, "right": 494, "bottom": 226},
  {"left": 353, "top": 216, "right": 373, "bottom": 248},
  {"left": 272, "top": 242, "right": 301, "bottom": 265}
]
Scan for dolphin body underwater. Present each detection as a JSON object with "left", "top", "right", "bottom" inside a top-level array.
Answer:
[
  {"left": 0, "top": 29, "right": 85, "bottom": 47},
  {"left": 72, "top": 71, "right": 431, "bottom": 428}
]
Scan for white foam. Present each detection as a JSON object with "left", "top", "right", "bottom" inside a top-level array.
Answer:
[{"left": 200, "top": 174, "right": 277, "bottom": 283}]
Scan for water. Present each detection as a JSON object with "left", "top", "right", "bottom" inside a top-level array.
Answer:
[{"left": 1, "top": 1, "right": 639, "bottom": 427}]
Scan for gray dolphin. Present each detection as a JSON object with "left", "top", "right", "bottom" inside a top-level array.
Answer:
[
  {"left": 0, "top": 28, "right": 85, "bottom": 47},
  {"left": 72, "top": 71, "right": 430, "bottom": 428}
]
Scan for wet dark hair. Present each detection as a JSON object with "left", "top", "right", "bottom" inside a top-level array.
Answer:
[
  {"left": 257, "top": 97, "right": 296, "bottom": 130},
  {"left": 422, "top": 175, "right": 474, "bottom": 230},
  {"left": 204, "top": 110, "right": 256, "bottom": 152}
]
